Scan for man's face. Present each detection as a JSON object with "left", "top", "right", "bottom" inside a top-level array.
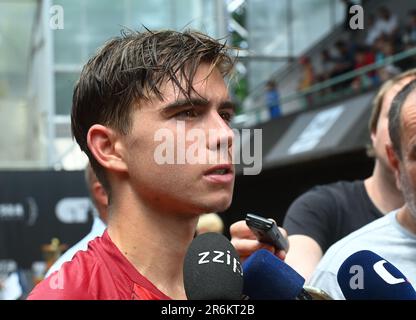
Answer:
[
  {"left": 396, "top": 90, "right": 416, "bottom": 220},
  {"left": 371, "top": 77, "right": 415, "bottom": 170},
  {"left": 121, "top": 63, "right": 235, "bottom": 216}
]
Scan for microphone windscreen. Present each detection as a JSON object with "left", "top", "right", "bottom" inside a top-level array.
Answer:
[
  {"left": 183, "top": 232, "right": 243, "bottom": 300},
  {"left": 337, "top": 250, "right": 416, "bottom": 300},
  {"left": 242, "top": 249, "right": 305, "bottom": 299}
]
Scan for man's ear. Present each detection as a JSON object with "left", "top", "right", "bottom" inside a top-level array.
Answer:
[
  {"left": 87, "top": 124, "right": 128, "bottom": 173},
  {"left": 370, "top": 128, "right": 377, "bottom": 146},
  {"left": 92, "top": 181, "right": 108, "bottom": 207},
  {"left": 386, "top": 143, "right": 402, "bottom": 191},
  {"left": 91, "top": 180, "right": 109, "bottom": 224}
]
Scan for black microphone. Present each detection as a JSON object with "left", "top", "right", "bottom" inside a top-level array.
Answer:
[{"left": 183, "top": 232, "right": 244, "bottom": 300}]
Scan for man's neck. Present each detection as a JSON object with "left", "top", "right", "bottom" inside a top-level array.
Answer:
[
  {"left": 397, "top": 206, "right": 416, "bottom": 235},
  {"left": 107, "top": 187, "right": 199, "bottom": 300},
  {"left": 364, "top": 161, "right": 403, "bottom": 214}
]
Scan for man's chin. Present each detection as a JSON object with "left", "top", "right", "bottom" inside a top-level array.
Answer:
[
  {"left": 188, "top": 193, "right": 231, "bottom": 213},
  {"left": 202, "top": 196, "right": 233, "bottom": 213}
]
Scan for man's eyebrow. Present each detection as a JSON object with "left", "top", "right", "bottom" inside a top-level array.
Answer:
[
  {"left": 161, "top": 98, "right": 209, "bottom": 113},
  {"left": 160, "top": 98, "right": 236, "bottom": 116},
  {"left": 218, "top": 100, "right": 237, "bottom": 113}
]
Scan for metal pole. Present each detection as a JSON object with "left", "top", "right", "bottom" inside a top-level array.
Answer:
[
  {"left": 41, "top": 0, "right": 56, "bottom": 167},
  {"left": 286, "top": 0, "right": 294, "bottom": 59},
  {"left": 215, "top": 0, "right": 228, "bottom": 38}
]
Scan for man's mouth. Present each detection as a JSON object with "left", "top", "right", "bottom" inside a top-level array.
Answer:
[
  {"left": 203, "top": 165, "right": 234, "bottom": 184},
  {"left": 204, "top": 165, "right": 233, "bottom": 176}
]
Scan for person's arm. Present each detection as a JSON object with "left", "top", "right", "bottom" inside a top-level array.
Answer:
[
  {"left": 283, "top": 186, "right": 337, "bottom": 277},
  {"left": 231, "top": 186, "right": 336, "bottom": 280},
  {"left": 284, "top": 235, "right": 323, "bottom": 282}
]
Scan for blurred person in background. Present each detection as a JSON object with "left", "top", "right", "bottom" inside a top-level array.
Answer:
[
  {"left": 298, "top": 56, "right": 315, "bottom": 91},
  {"left": 330, "top": 40, "right": 355, "bottom": 90},
  {"left": 376, "top": 40, "right": 402, "bottom": 81},
  {"left": 351, "top": 45, "right": 377, "bottom": 91},
  {"left": 45, "top": 163, "right": 108, "bottom": 277},
  {"left": 0, "top": 269, "right": 28, "bottom": 300},
  {"left": 316, "top": 49, "right": 336, "bottom": 82},
  {"left": 365, "top": 7, "right": 398, "bottom": 47},
  {"left": 399, "top": 10, "right": 416, "bottom": 71},
  {"left": 403, "top": 10, "right": 416, "bottom": 48},
  {"left": 231, "top": 69, "right": 416, "bottom": 281},
  {"left": 196, "top": 212, "right": 224, "bottom": 235},
  {"left": 309, "top": 78, "right": 416, "bottom": 299},
  {"left": 375, "top": 6, "right": 399, "bottom": 42},
  {"left": 265, "top": 80, "right": 281, "bottom": 119},
  {"left": 365, "top": 14, "right": 381, "bottom": 46},
  {"left": 315, "top": 49, "right": 336, "bottom": 96},
  {"left": 298, "top": 56, "right": 315, "bottom": 107}
]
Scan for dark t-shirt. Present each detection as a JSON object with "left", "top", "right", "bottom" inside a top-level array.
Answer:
[{"left": 283, "top": 180, "right": 383, "bottom": 253}]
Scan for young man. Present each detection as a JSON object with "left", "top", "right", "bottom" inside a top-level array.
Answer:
[
  {"left": 309, "top": 79, "right": 416, "bottom": 299},
  {"left": 28, "top": 29, "right": 237, "bottom": 300},
  {"left": 231, "top": 70, "right": 416, "bottom": 281}
]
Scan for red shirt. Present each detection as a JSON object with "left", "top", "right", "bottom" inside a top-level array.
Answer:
[{"left": 28, "top": 231, "right": 171, "bottom": 300}]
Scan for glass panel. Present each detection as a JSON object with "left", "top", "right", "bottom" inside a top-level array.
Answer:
[
  {"left": 173, "top": 0, "right": 218, "bottom": 36},
  {"left": 55, "top": 72, "right": 79, "bottom": 115},
  {"left": 247, "top": 0, "right": 289, "bottom": 56},
  {"left": 196, "top": 0, "right": 218, "bottom": 36},
  {"left": 291, "top": 0, "right": 332, "bottom": 55},
  {"left": 0, "top": 1, "right": 35, "bottom": 94},
  {"left": 84, "top": 0, "right": 126, "bottom": 58},
  {"left": 53, "top": 0, "right": 84, "bottom": 64},
  {"left": 130, "top": 0, "right": 174, "bottom": 30},
  {"left": 52, "top": 0, "right": 219, "bottom": 116},
  {"left": 0, "top": 0, "right": 38, "bottom": 166}
]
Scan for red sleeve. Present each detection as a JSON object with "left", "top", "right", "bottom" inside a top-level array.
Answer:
[{"left": 27, "top": 257, "right": 97, "bottom": 300}]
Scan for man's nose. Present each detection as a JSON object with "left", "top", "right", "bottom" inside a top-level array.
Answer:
[{"left": 206, "top": 111, "right": 234, "bottom": 152}]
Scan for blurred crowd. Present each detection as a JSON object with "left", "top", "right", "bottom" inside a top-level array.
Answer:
[
  {"left": 299, "top": 6, "right": 416, "bottom": 99},
  {"left": 259, "top": 5, "right": 416, "bottom": 119}
]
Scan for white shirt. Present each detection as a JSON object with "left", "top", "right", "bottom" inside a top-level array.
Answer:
[
  {"left": 0, "top": 272, "right": 22, "bottom": 300},
  {"left": 377, "top": 15, "right": 398, "bottom": 36},
  {"left": 308, "top": 210, "right": 416, "bottom": 299},
  {"left": 366, "top": 16, "right": 398, "bottom": 46}
]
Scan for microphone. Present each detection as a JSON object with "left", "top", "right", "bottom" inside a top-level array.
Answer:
[
  {"left": 183, "top": 232, "right": 243, "bottom": 300},
  {"left": 242, "top": 249, "right": 313, "bottom": 300},
  {"left": 337, "top": 250, "right": 416, "bottom": 300}
]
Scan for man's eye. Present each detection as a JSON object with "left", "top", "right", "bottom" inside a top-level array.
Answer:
[
  {"left": 176, "top": 109, "right": 198, "bottom": 119},
  {"left": 220, "top": 112, "right": 233, "bottom": 123}
]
